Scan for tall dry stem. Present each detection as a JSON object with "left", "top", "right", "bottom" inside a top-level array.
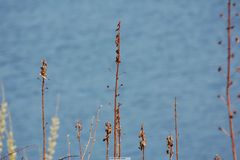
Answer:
[
  {"left": 226, "top": 1, "right": 237, "bottom": 159},
  {"left": 113, "top": 21, "right": 121, "bottom": 159},
  {"left": 40, "top": 59, "right": 47, "bottom": 160}
]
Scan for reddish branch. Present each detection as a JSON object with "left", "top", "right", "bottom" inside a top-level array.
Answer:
[
  {"left": 226, "top": 0, "right": 237, "bottom": 160},
  {"left": 114, "top": 21, "right": 121, "bottom": 159}
]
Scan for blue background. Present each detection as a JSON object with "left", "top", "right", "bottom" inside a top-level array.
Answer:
[{"left": 0, "top": 0, "right": 240, "bottom": 159}]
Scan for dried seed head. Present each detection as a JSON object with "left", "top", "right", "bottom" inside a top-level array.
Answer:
[
  {"left": 75, "top": 120, "right": 82, "bottom": 141},
  {"left": 166, "top": 135, "right": 174, "bottom": 159},
  {"left": 138, "top": 124, "right": 146, "bottom": 151},
  {"left": 218, "top": 40, "right": 222, "bottom": 45},
  {"left": 219, "top": 13, "right": 224, "bottom": 18},
  {"left": 7, "top": 131, "right": 16, "bottom": 160},
  {"left": 103, "top": 121, "right": 112, "bottom": 142},
  {"left": 236, "top": 37, "right": 240, "bottom": 43},
  {"left": 0, "top": 101, "right": 8, "bottom": 154},
  {"left": 47, "top": 116, "right": 60, "bottom": 160},
  {"left": 40, "top": 59, "right": 47, "bottom": 79},
  {"left": 115, "top": 21, "right": 121, "bottom": 64},
  {"left": 218, "top": 66, "right": 222, "bottom": 72}
]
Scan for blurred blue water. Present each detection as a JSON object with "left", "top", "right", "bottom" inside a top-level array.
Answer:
[{"left": 0, "top": 0, "right": 239, "bottom": 159}]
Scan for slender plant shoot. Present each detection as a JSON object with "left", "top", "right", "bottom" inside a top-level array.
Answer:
[
  {"left": 113, "top": 21, "right": 121, "bottom": 159},
  {"left": 226, "top": 0, "right": 237, "bottom": 159},
  {"left": 174, "top": 98, "right": 179, "bottom": 160},
  {"left": 40, "top": 59, "right": 47, "bottom": 160}
]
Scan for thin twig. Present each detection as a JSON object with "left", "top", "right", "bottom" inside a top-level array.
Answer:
[
  {"left": 67, "top": 134, "right": 71, "bottom": 160},
  {"left": 87, "top": 107, "right": 101, "bottom": 160},
  {"left": 174, "top": 97, "right": 179, "bottom": 160},
  {"left": 1, "top": 145, "right": 38, "bottom": 160},
  {"left": 75, "top": 120, "right": 83, "bottom": 160},
  {"left": 58, "top": 155, "right": 80, "bottom": 160},
  {"left": 82, "top": 117, "right": 94, "bottom": 160}
]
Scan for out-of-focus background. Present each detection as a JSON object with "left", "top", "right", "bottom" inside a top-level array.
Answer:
[{"left": 0, "top": 0, "right": 240, "bottom": 159}]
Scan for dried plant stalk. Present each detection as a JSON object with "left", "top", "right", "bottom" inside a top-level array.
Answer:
[
  {"left": 67, "top": 134, "right": 71, "bottom": 160},
  {"left": 40, "top": 59, "right": 48, "bottom": 160},
  {"left": 47, "top": 96, "right": 60, "bottom": 160},
  {"left": 226, "top": 1, "right": 237, "bottom": 159},
  {"left": 6, "top": 131, "right": 16, "bottom": 160},
  {"left": 173, "top": 98, "right": 179, "bottom": 160},
  {"left": 103, "top": 122, "right": 112, "bottom": 160},
  {"left": 166, "top": 135, "right": 174, "bottom": 160},
  {"left": 46, "top": 116, "right": 60, "bottom": 160},
  {"left": 114, "top": 21, "right": 121, "bottom": 159},
  {"left": 0, "top": 100, "right": 7, "bottom": 155},
  {"left": 75, "top": 120, "right": 83, "bottom": 160},
  {"left": 6, "top": 110, "right": 16, "bottom": 160},
  {"left": 87, "top": 107, "right": 101, "bottom": 160},
  {"left": 82, "top": 118, "right": 94, "bottom": 160},
  {"left": 138, "top": 124, "right": 146, "bottom": 160}
]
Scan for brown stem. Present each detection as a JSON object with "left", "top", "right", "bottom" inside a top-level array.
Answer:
[
  {"left": 142, "top": 148, "right": 144, "bottom": 160},
  {"left": 226, "top": 1, "right": 237, "bottom": 160},
  {"left": 42, "top": 78, "right": 46, "bottom": 160},
  {"left": 114, "top": 21, "right": 121, "bottom": 159},
  {"left": 174, "top": 97, "right": 179, "bottom": 160},
  {"left": 106, "top": 140, "right": 109, "bottom": 160},
  {"left": 78, "top": 139, "right": 82, "bottom": 160}
]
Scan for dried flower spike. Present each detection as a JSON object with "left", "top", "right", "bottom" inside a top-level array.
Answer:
[
  {"left": 103, "top": 122, "right": 112, "bottom": 142},
  {"left": 40, "top": 60, "right": 47, "bottom": 79},
  {"left": 75, "top": 120, "right": 83, "bottom": 160},
  {"left": 0, "top": 100, "right": 7, "bottom": 154},
  {"left": 7, "top": 131, "right": 16, "bottom": 160},
  {"left": 103, "top": 122, "right": 112, "bottom": 160},
  {"left": 138, "top": 124, "right": 146, "bottom": 160},
  {"left": 40, "top": 59, "right": 48, "bottom": 160},
  {"left": 166, "top": 135, "right": 174, "bottom": 160},
  {"left": 46, "top": 116, "right": 60, "bottom": 160}
]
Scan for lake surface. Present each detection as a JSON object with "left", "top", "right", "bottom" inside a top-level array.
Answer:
[{"left": 0, "top": 0, "right": 239, "bottom": 159}]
